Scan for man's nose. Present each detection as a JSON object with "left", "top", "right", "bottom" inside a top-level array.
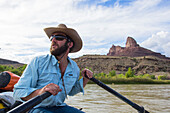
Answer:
[{"left": 51, "top": 37, "right": 57, "bottom": 42}]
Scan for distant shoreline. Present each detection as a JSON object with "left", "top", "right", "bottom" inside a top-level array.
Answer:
[{"left": 87, "top": 77, "right": 170, "bottom": 84}]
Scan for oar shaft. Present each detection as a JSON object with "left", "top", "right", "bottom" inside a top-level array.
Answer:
[
  {"left": 89, "top": 77, "right": 149, "bottom": 113},
  {"left": 7, "top": 92, "right": 51, "bottom": 113}
]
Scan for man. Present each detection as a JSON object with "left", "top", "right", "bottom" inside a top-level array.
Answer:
[{"left": 13, "top": 24, "right": 93, "bottom": 113}]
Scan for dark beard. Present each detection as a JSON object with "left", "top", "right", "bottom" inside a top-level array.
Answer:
[{"left": 50, "top": 42, "right": 68, "bottom": 56}]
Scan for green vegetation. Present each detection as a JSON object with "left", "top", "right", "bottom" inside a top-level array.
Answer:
[
  {"left": 1, "top": 64, "right": 169, "bottom": 84},
  {"left": 108, "top": 70, "right": 116, "bottom": 77},
  {"left": 125, "top": 67, "right": 135, "bottom": 78},
  {"left": 0, "top": 64, "right": 27, "bottom": 76},
  {"left": 81, "top": 67, "right": 170, "bottom": 84},
  {"left": 158, "top": 75, "right": 167, "bottom": 80}
]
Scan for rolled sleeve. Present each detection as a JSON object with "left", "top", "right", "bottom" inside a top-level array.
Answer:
[{"left": 13, "top": 88, "right": 38, "bottom": 102}]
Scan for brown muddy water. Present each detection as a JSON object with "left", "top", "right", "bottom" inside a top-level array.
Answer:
[{"left": 65, "top": 84, "right": 170, "bottom": 113}]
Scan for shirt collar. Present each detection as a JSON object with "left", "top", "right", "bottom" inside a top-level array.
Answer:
[
  {"left": 51, "top": 54, "right": 73, "bottom": 67},
  {"left": 51, "top": 55, "right": 58, "bottom": 66},
  {"left": 67, "top": 57, "right": 74, "bottom": 68}
]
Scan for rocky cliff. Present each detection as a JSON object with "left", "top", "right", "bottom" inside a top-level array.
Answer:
[
  {"left": 73, "top": 55, "right": 170, "bottom": 76},
  {"left": 107, "top": 37, "right": 170, "bottom": 60}
]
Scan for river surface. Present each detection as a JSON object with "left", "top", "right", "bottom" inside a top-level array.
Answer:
[{"left": 65, "top": 84, "right": 170, "bottom": 113}]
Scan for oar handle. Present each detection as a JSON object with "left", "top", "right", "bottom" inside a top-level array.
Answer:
[
  {"left": 85, "top": 74, "right": 149, "bottom": 113},
  {"left": 7, "top": 92, "right": 51, "bottom": 113}
]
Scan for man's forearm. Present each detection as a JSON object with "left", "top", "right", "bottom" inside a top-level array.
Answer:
[
  {"left": 21, "top": 83, "right": 62, "bottom": 101},
  {"left": 83, "top": 78, "right": 89, "bottom": 88},
  {"left": 21, "top": 89, "right": 42, "bottom": 101},
  {"left": 82, "top": 68, "right": 93, "bottom": 87}
]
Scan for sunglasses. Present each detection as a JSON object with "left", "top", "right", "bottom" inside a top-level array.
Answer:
[{"left": 50, "top": 35, "right": 68, "bottom": 41}]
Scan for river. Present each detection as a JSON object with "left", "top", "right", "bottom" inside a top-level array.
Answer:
[{"left": 65, "top": 84, "right": 170, "bottom": 113}]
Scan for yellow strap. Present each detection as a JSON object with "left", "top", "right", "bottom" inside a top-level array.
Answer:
[{"left": 0, "top": 103, "right": 5, "bottom": 109}]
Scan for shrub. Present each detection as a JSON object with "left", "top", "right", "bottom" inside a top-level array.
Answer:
[
  {"left": 108, "top": 70, "right": 116, "bottom": 77},
  {"left": 93, "top": 73, "right": 98, "bottom": 77},
  {"left": 132, "top": 58, "right": 137, "bottom": 62},
  {"left": 0, "top": 64, "right": 27, "bottom": 76},
  {"left": 22, "top": 64, "right": 27, "bottom": 70},
  {"left": 158, "top": 75, "right": 167, "bottom": 80},
  {"left": 0, "top": 65, "right": 5, "bottom": 72},
  {"left": 98, "top": 72, "right": 107, "bottom": 77},
  {"left": 143, "top": 74, "right": 156, "bottom": 79},
  {"left": 11, "top": 69, "right": 20, "bottom": 75},
  {"left": 116, "top": 74, "right": 125, "bottom": 78},
  {"left": 125, "top": 67, "right": 135, "bottom": 78}
]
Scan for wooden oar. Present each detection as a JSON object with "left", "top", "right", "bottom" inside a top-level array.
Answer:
[
  {"left": 85, "top": 75, "right": 150, "bottom": 113},
  {"left": 7, "top": 92, "right": 51, "bottom": 113}
]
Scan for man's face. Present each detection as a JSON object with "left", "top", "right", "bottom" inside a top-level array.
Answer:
[{"left": 50, "top": 32, "right": 69, "bottom": 56}]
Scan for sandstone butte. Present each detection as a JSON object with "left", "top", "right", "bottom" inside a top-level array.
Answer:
[{"left": 107, "top": 37, "right": 170, "bottom": 60}]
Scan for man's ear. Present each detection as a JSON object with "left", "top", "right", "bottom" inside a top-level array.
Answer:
[{"left": 68, "top": 42, "right": 73, "bottom": 49}]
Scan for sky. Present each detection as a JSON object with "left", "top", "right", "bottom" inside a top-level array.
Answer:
[{"left": 0, "top": 0, "right": 170, "bottom": 64}]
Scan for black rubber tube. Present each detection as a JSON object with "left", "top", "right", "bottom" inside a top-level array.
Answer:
[{"left": 7, "top": 92, "right": 51, "bottom": 113}]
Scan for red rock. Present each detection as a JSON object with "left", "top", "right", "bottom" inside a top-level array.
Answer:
[
  {"left": 107, "top": 37, "right": 170, "bottom": 59},
  {"left": 126, "top": 37, "right": 139, "bottom": 48}
]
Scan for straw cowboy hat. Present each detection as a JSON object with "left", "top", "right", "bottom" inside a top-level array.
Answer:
[{"left": 44, "top": 24, "right": 83, "bottom": 53}]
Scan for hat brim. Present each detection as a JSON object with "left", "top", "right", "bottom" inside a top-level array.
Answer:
[{"left": 44, "top": 27, "right": 82, "bottom": 53}]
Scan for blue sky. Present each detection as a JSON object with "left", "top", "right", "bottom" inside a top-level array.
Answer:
[
  {"left": 79, "top": 0, "right": 134, "bottom": 7},
  {"left": 0, "top": 0, "right": 170, "bottom": 63}
]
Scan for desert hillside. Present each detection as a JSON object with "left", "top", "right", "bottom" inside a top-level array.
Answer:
[
  {"left": 73, "top": 55, "right": 170, "bottom": 76},
  {"left": 0, "top": 58, "right": 25, "bottom": 68},
  {"left": 1, "top": 55, "right": 170, "bottom": 77}
]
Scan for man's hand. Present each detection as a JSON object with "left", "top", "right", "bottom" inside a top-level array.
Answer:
[
  {"left": 81, "top": 68, "right": 93, "bottom": 87},
  {"left": 39, "top": 83, "right": 62, "bottom": 96},
  {"left": 21, "top": 83, "right": 62, "bottom": 101}
]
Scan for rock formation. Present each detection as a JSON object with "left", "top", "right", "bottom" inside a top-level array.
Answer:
[
  {"left": 126, "top": 37, "right": 139, "bottom": 48},
  {"left": 107, "top": 37, "right": 169, "bottom": 59}
]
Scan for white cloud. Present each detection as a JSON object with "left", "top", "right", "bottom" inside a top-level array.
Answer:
[
  {"left": 0, "top": 0, "right": 170, "bottom": 63},
  {"left": 69, "top": 47, "right": 109, "bottom": 59},
  {"left": 141, "top": 31, "right": 170, "bottom": 57}
]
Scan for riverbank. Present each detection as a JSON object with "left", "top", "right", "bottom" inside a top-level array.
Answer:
[{"left": 88, "top": 77, "right": 170, "bottom": 84}]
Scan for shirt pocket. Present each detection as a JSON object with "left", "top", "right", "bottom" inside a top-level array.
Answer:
[
  {"left": 37, "top": 72, "right": 59, "bottom": 88},
  {"left": 64, "top": 75, "right": 77, "bottom": 94}
]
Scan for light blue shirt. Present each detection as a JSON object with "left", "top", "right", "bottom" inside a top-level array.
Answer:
[{"left": 13, "top": 54, "right": 84, "bottom": 107}]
